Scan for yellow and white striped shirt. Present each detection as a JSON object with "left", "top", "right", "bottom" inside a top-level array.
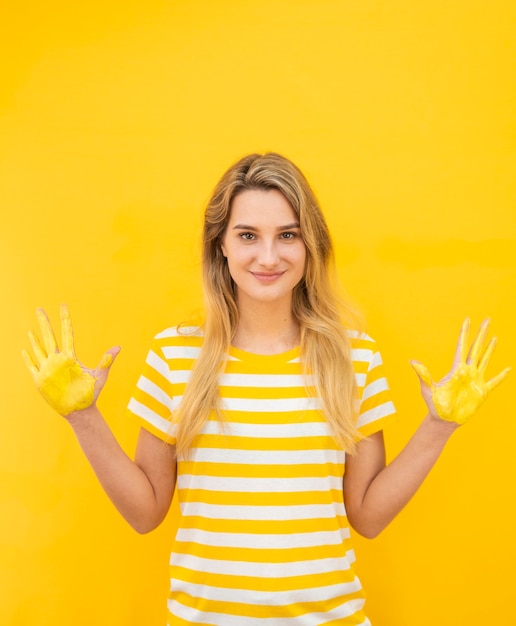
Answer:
[{"left": 128, "top": 327, "right": 395, "bottom": 625}]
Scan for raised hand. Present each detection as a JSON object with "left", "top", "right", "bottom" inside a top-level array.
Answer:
[
  {"left": 410, "top": 319, "right": 510, "bottom": 425},
  {"left": 22, "top": 304, "right": 119, "bottom": 416}
]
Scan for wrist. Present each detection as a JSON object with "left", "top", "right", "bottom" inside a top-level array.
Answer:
[
  {"left": 66, "top": 404, "right": 101, "bottom": 430},
  {"left": 425, "top": 412, "right": 460, "bottom": 439}
]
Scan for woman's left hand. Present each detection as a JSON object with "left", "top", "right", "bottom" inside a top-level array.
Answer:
[{"left": 410, "top": 319, "right": 510, "bottom": 425}]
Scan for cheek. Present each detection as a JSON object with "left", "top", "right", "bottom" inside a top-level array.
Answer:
[
  {"left": 223, "top": 249, "right": 250, "bottom": 280},
  {"left": 293, "top": 245, "right": 307, "bottom": 271}
]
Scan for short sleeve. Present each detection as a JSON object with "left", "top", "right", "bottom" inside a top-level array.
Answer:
[
  {"left": 349, "top": 332, "right": 397, "bottom": 437},
  {"left": 127, "top": 325, "right": 204, "bottom": 444}
]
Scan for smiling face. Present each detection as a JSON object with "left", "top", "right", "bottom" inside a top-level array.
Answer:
[{"left": 220, "top": 188, "right": 306, "bottom": 311}]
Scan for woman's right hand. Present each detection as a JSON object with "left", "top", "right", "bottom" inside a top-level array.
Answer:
[{"left": 22, "top": 304, "right": 120, "bottom": 417}]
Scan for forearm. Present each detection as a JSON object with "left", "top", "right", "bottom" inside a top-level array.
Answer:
[
  {"left": 67, "top": 406, "right": 169, "bottom": 533},
  {"left": 348, "top": 416, "right": 457, "bottom": 538}
]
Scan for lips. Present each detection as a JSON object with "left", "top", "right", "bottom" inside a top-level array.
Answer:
[{"left": 251, "top": 271, "right": 285, "bottom": 283}]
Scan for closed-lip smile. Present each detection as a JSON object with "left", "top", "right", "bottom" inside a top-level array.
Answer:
[{"left": 251, "top": 271, "right": 285, "bottom": 282}]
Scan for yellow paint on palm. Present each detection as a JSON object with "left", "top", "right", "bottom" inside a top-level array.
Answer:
[
  {"left": 411, "top": 319, "right": 511, "bottom": 425},
  {"left": 35, "top": 353, "right": 96, "bottom": 416},
  {"left": 23, "top": 304, "right": 97, "bottom": 416}
]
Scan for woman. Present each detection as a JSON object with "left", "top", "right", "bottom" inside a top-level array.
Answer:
[{"left": 23, "top": 153, "right": 509, "bottom": 625}]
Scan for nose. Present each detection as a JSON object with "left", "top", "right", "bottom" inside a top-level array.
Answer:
[{"left": 257, "top": 239, "right": 280, "bottom": 268}]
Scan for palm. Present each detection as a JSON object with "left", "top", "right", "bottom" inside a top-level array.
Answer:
[
  {"left": 35, "top": 350, "right": 96, "bottom": 415},
  {"left": 411, "top": 319, "right": 510, "bottom": 425},
  {"left": 23, "top": 304, "right": 117, "bottom": 417}
]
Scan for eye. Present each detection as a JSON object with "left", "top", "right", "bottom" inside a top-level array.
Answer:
[
  {"left": 280, "top": 231, "right": 297, "bottom": 240},
  {"left": 239, "top": 232, "right": 256, "bottom": 241}
]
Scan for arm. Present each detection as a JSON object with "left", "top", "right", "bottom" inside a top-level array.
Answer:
[
  {"left": 68, "top": 409, "right": 176, "bottom": 533},
  {"left": 344, "top": 319, "right": 510, "bottom": 539},
  {"left": 23, "top": 305, "right": 176, "bottom": 533},
  {"left": 344, "top": 418, "right": 456, "bottom": 538}
]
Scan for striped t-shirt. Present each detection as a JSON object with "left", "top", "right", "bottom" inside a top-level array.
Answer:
[{"left": 128, "top": 327, "right": 396, "bottom": 625}]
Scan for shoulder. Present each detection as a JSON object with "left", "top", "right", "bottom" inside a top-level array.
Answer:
[
  {"left": 346, "top": 329, "right": 377, "bottom": 352},
  {"left": 346, "top": 330, "right": 385, "bottom": 372},
  {"left": 154, "top": 325, "right": 204, "bottom": 340},
  {"left": 148, "top": 325, "right": 204, "bottom": 360}
]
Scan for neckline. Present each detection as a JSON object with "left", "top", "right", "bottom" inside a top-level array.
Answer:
[{"left": 228, "top": 344, "right": 301, "bottom": 362}]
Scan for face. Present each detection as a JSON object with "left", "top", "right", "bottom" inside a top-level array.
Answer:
[{"left": 221, "top": 188, "right": 306, "bottom": 310}]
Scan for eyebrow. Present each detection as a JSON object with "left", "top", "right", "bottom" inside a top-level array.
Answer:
[{"left": 232, "top": 222, "right": 301, "bottom": 230}]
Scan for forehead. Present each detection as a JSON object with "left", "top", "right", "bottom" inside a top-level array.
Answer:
[{"left": 229, "top": 189, "right": 297, "bottom": 224}]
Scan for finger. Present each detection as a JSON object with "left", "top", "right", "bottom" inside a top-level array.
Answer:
[
  {"left": 467, "top": 318, "right": 490, "bottom": 366},
  {"left": 28, "top": 330, "right": 47, "bottom": 367},
  {"left": 92, "top": 347, "right": 121, "bottom": 394},
  {"left": 410, "top": 360, "right": 433, "bottom": 388},
  {"left": 478, "top": 337, "right": 496, "bottom": 373},
  {"left": 454, "top": 318, "right": 470, "bottom": 367},
  {"left": 485, "top": 367, "right": 511, "bottom": 392},
  {"left": 36, "top": 308, "right": 58, "bottom": 356},
  {"left": 60, "top": 303, "right": 76, "bottom": 356},
  {"left": 96, "top": 346, "right": 121, "bottom": 372},
  {"left": 22, "top": 349, "right": 39, "bottom": 377}
]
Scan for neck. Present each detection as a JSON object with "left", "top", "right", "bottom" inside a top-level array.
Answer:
[{"left": 232, "top": 299, "right": 300, "bottom": 355}]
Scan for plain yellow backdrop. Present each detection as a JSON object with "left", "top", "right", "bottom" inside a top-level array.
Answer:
[{"left": 1, "top": 1, "right": 515, "bottom": 624}]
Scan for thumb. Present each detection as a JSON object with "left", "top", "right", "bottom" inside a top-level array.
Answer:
[
  {"left": 410, "top": 360, "right": 433, "bottom": 388},
  {"left": 91, "top": 346, "right": 121, "bottom": 397},
  {"left": 97, "top": 346, "right": 121, "bottom": 371}
]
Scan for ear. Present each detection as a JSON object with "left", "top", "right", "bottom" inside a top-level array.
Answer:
[{"left": 221, "top": 243, "right": 227, "bottom": 257}]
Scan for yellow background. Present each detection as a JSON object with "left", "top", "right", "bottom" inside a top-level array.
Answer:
[{"left": 1, "top": 1, "right": 515, "bottom": 624}]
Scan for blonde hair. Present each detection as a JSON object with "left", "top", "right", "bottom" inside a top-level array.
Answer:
[{"left": 174, "top": 153, "right": 362, "bottom": 457}]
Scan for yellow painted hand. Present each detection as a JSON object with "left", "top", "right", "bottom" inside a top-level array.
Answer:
[
  {"left": 410, "top": 319, "right": 510, "bottom": 425},
  {"left": 22, "top": 304, "right": 120, "bottom": 416}
]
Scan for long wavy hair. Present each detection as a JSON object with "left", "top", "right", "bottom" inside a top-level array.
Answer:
[{"left": 173, "top": 152, "right": 362, "bottom": 457}]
